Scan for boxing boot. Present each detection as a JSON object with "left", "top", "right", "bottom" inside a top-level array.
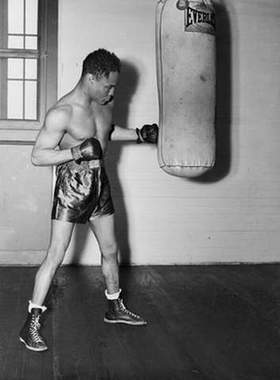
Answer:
[
  {"left": 19, "top": 302, "right": 48, "bottom": 352},
  {"left": 104, "top": 293, "right": 147, "bottom": 326}
]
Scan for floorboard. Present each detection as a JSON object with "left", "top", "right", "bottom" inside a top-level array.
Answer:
[{"left": 0, "top": 265, "right": 280, "bottom": 380}]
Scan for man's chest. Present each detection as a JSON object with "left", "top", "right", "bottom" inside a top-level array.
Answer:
[{"left": 67, "top": 107, "right": 112, "bottom": 141}]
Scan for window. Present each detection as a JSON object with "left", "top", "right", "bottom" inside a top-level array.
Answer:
[{"left": 0, "top": 0, "right": 58, "bottom": 139}]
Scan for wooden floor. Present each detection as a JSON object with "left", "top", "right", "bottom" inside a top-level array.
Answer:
[{"left": 1, "top": 265, "right": 280, "bottom": 380}]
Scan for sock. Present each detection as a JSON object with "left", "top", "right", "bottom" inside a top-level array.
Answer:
[
  {"left": 105, "top": 289, "right": 122, "bottom": 300},
  {"left": 28, "top": 300, "right": 47, "bottom": 313}
]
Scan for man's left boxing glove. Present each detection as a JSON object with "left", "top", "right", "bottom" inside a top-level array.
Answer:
[
  {"left": 136, "top": 123, "right": 159, "bottom": 144},
  {"left": 71, "top": 137, "right": 103, "bottom": 162}
]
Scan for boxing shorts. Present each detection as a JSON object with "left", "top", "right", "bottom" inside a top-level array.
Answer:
[{"left": 51, "top": 159, "right": 114, "bottom": 224}]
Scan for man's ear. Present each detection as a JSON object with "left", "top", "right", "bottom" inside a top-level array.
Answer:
[{"left": 88, "top": 73, "right": 96, "bottom": 83}]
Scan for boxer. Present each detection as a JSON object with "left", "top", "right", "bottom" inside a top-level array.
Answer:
[{"left": 19, "top": 49, "right": 158, "bottom": 352}]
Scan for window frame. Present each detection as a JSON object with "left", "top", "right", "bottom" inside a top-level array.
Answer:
[{"left": 0, "top": 0, "right": 58, "bottom": 141}]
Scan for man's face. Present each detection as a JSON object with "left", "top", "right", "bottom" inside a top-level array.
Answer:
[{"left": 90, "top": 71, "right": 119, "bottom": 105}]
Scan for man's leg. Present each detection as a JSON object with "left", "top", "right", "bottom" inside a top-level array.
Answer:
[
  {"left": 89, "top": 214, "right": 147, "bottom": 325},
  {"left": 89, "top": 213, "right": 119, "bottom": 294},
  {"left": 32, "top": 219, "right": 75, "bottom": 305},
  {"left": 19, "top": 220, "right": 74, "bottom": 351}
]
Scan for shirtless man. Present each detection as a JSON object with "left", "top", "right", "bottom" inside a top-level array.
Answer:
[{"left": 19, "top": 49, "right": 158, "bottom": 352}]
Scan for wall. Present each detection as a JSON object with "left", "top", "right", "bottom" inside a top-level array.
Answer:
[
  {"left": 61, "top": 1, "right": 279, "bottom": 264},
  {"left": 2, "top": 0, "right": 278, "bottom": 265},
  {"left": 0, "top": 144, "right": 52, "bottom": 265}
]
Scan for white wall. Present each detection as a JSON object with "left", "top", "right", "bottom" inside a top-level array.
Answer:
[
  {"left": 0, "top": 145, "right": 52, "bottom": 265},
  {"left": 58, "top": 0, "right": 280, "bottom": 265}
]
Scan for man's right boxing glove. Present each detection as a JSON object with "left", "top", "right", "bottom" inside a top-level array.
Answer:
[
  {"left": 136, "top": 123, "right": 159, "bottom": 144},
  {"left": 71, "top": 137, "right": 102, "bottom": 162}
]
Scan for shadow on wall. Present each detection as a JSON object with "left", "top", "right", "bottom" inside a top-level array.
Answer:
[
  {"left": 107, "top": 60, "right": 140, "bottom": 265},
  {"left": 192, "top": 1, "right": 232, "bottom": 183},
  {"left": 70, "top": 60, "right": 140, "bottom": 266}
]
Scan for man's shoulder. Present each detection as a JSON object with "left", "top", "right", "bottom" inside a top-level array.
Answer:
[
  {"left": 41, "top": 104, "right": 72, "bottom": 134},
  {"left": 46, "top": 103, "right": 72, "bottom": 124},
  {"left": 50, "top": 101, "right": 73, "bottom": 116}
]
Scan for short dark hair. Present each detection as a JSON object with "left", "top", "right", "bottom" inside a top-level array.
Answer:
[{"left": 82, "top": 49, "right": 121, "bottom": 78}]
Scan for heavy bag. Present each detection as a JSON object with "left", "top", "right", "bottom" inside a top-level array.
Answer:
[{"left": 156, "top": 0, "right": 216, "bottom": 177}]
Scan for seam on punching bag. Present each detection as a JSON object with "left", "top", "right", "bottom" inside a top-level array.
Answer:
[
  {"left": 156, "top": 0, "right": 166, "bottom": 168},
  {"left": 159, "top": 164, "right": 213, "bottom": 168}
]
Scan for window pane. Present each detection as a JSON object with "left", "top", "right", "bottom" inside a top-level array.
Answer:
[
  {"left": 25, "top": 81, "right": 37, "bottom": 119},
  {"left": 8, "top": 0, "right": 24, "bottom": 34},
  {"left": 0, "top": 59, "right": 8, "bottom": 119},
  {"left": 25, "top": 36, "right": 38, "bottom": 49},
  {"left": 25, "top": 59, "right": 37, "bottom": 79},
  {"left": 8, "top": 36, "right": 24, "bottom": 49},
  {"left": 25, "top": 0, "right": 38, "bottom": 34},
  {"left": 8, "top": 80, "right": 23, "bottom": 119},
  {"left": 0, "top": 0, "right": 58, "bottom": 127},
  {"left": 8, "top": 59, "right": 24, "bottom": 79}
]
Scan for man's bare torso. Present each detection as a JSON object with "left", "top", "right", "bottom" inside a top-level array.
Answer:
[{"left": 55, "top": 90, "right": 113, "bottom": 154}]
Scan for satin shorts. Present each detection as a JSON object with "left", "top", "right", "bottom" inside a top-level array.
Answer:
[{"left": 51, "top": 160, "right": 114, "bottom": 224}]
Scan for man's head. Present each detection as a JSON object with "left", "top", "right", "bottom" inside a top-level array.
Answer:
[
  {"left": 82, "top": 48, "right": 120, "bottom": 79},
  {"left": 82, "top": 49, "right": 120, "bottom": 104}
]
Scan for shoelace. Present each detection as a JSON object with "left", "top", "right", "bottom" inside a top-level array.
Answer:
[
  {"left": 118, "top": 299, "right": 140, "bottom": 319},
  {"left": 30, "top": 316, "right": 44, "bottom": 344}
]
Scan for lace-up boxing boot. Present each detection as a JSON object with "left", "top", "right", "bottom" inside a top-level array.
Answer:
[
  {"left": 104, "top": 294, "right": 147, "bottom": 326},
  {"left": 19, "top": 302, "right": 48, "bottom": 352}
]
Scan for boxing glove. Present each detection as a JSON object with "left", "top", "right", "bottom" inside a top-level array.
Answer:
[
  {"left": 136, "top": 123, "right": 159, "bottom": 144},
  {"left": 71, "top": 137, "right": 102, "bottom": 162}
]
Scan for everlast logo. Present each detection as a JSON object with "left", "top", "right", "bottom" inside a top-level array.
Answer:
[
  {"left": 186, "top": 6, "right": 215, "bottom": 29},
  {"left": 176, "top": 0, "right": 216, "bottom": 35}
]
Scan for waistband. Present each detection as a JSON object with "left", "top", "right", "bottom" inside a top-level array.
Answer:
[{"left": 60, "top": 159, "right": 103, "bottom": 170}]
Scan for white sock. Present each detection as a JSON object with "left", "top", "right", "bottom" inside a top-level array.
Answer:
[
  {"left": 28, "top": 300, "right": 47, "bottom": 313},
  {"left": 105, "top": 289, "right": 121, "bottom": 300}
]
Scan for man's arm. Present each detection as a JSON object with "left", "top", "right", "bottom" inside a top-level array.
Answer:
[
  {"left": 109, "top": 124, "right": 158, "bottom": 144},
  {"left": 109, "top": 125, "right": 137, "bottom": 141},
  {"left": 31, "top": 107, "right": 72, "bottom": 166}
]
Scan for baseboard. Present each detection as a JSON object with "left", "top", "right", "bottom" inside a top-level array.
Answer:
[{"left": 0, "top": 251, "right": 46, "bottom": 266}]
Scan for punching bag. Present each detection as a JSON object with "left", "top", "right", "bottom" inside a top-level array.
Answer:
[{"left": 156, "top": 0, "right": 216, "bottom": 177}]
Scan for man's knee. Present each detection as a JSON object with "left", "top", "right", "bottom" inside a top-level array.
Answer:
[
  {"left": 101, "top": 241, "right": 118, "bottom": 260},
  {"left": 44, "top": 242, "right": 67, "bottom": 270}
]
